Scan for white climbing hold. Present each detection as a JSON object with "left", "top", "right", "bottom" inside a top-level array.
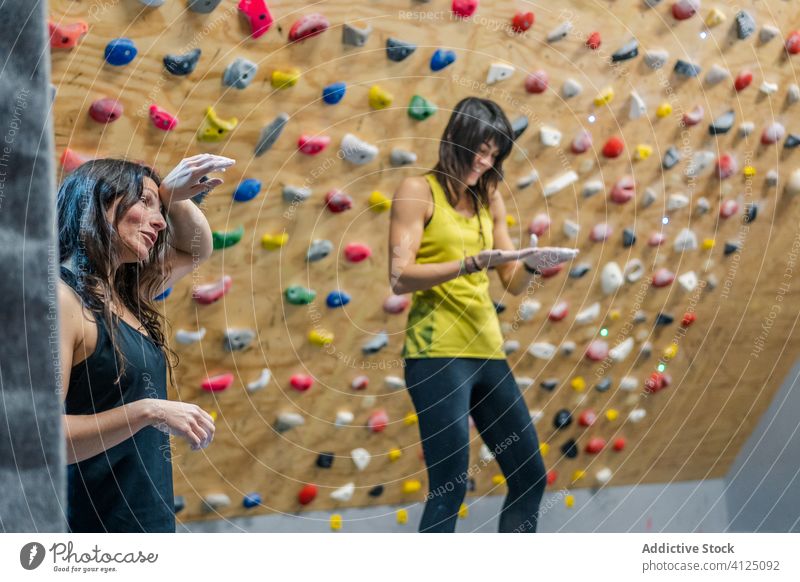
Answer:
[
  {"left": 678, "top": 271, "right": 698, "bottom": 292},
  {"left": 619, "top": 376, "right": 638, "bottom": 391},
  {"left": 479, "top": 444, "right": 494, "bottom": 462},
  {"left": 276, "top": 412, "right": 305, "bottom": 431},
  {"left": 518, "top": 299, "right": 541, "bottom": 321},
  {"left": 335, "top": 410, "right": 354, "bottom": 427},
  {"left": 643, "top": 49, "right": 668, "bottom": 69},
  {"left": 685, "top": 151, "right": 715, "bottom": 178},
  {"left": 582, "top": 179, "right": 604, "bottom": 198},
  {"left": 486, "top": 63, "right": 514, "bottom": 84},
  {"left": 203, "top": 493, "right": 231, "bottom": 511},
  {"left": 609, "top": 337, "right": 634, "bottom": 362},
  {"left": 543, "top": 171, "right": 578, "bottom": 197},
  {"left": 667, "top": 193, "right": 690, "bottom": 211},
  {"left": 330, "top": 482, "right": 355, "bottom": 502},
  {"left": 247, "top": 368, "right": 272, "bottom": 391},
  {"left": 351, "top": 448, "right": 371, "bottom": 471},
  {"left": 696, "top": 197, "right": 711, "bottom": 213},
  {"left": 595, "top": 468, "right": 612, "bottom": 485},
  {"left": 516, "top": 169, "right": 539, "bottom": 189},
  {"left": 674, "top": 228, "right": 698, "bottom": 252},
  {"left": 529, "top": 409, "right": 543, "bottom": 424},
  {"left": 176, "top": 327, "right": 206, "bottom": 344},
  {"left": 628, "top": 408, "right": 647, "bottom": 422},
  {"left": 759, "top": 25, "right": 779, "bottom": 44},
  {"left": 384, "top": 375, "right": 405, "bottom": 390},
  {"left": 760, "top": 81, "right": 778, "bottom": 95},
  {"left": 528, "top": 342, "right": 557, "bottom": 360},
  {"left": 629, "top": 90, "right": 647, "bottom": 120},
  {"left": 503, "top": 340, "right": 521, "bottom": 354},
  {"left": 601, "top": 262, "right": 623, "bottom": 295},
  {"left": 575, "top": 302, "right": 600, "bottom": 325},
  {"left": 561, "top": 78, "right": 582, "bottom": 99},
  {"left": 788, "top": 84, "right": 800, "bottom": 105},
  {"left": 624, "top": 259, "right": 644, "bottom": 283},
  {"left": 547, "top": 21, "right": 572, "bottom": 43},
  {"left": 786, "top": 169, "right": 800, "bottom": 195},
  {"left": 561, "top": 341, "right": 576, "bottom": 356},
  {"left": 739, "top": 122, "right": 755, "bottom": 137},
  {"left": 516, "top": 376, "right": 534, "bottom": 390},
  {"left": 340, "top": 133, "right": 378, "bottom": 164},
  {"left": 540, "top": 125, "right": 562, "bottom": 147},
  {"left": 563, "top": 219, "right": 580, "bottom": 238}
]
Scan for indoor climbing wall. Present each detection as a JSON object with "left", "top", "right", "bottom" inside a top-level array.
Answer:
[{"left": 49, "top": 0, "right": 800, "bottom": 527}]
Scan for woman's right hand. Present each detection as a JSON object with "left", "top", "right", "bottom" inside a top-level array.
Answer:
[{"left": 149, "top": 399, "right": 215, "bottom": 451}]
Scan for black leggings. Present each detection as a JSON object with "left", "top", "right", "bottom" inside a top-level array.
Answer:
[{"left": 404, "top": 357, "right": 547, "bottom": 532}]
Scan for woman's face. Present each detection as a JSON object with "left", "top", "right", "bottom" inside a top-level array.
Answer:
[
  {"left": 111, "top": 176, "right": 167, "bottom": 263},
  {"left": 465, "top": 140, "right": 499, "bottom": 186}
]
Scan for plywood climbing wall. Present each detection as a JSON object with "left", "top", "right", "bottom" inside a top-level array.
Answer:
[{"left": 49, "top": 0, "right": 800, "bottom": 527}]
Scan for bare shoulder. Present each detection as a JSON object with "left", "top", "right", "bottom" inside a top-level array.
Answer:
[
  {"left": 488, "top": 187, "right": 507, "bottom": 220},
  {"left": 394, "top": 175, "right": 431, "bottom": 201},
  {"left": 58, "top": 279, "right": 97, "bottom": 366}
]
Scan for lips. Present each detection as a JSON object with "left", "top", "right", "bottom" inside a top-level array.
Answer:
[{"left": 142, "top": 231, "right": 157, "bottom": 246}]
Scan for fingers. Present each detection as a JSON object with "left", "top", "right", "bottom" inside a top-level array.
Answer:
[
  {"left": 190, "top": 157, "right": 235, "bottom": 175},
  {"left": 190, "top": 178, "right": 223, "bottom": 191},
  {"left": 529, "top": 233, "right": 539, "bottom": 248}
]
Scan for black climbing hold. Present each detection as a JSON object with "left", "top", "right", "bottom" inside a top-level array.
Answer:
[
  {"left": 540, "top": 378, "right": 559, "bottom": 391},
  {"left": 709, "top": 110, "right": 735, "bottom": 135},
  {"left": 188, "top": 0, "right": 222, "bottom": 13},
  {"left": 511, "top": 115, "right": 529, "bottom": 140},
  {"left": 784, "top": 134, "right": 800, "bottom": 149},
  {"left": 662, "top": 146, "right": 681, "bottom": 169},
  {"left": 595, "top": 377, "right": 612, "bottom": 392},
  {"left": 386, "top": 38, "right": 416, "bottom": 62},
  {"left": 561, "top": 439, "right": 578, "bottom": 459},
  {"left": 553, "top": 408, "right": 572, "bottom": 430},
  {"left": 174, "top": 495, "right": 186, "bottom": 514},
  {"left": 316, "top": 452, "right": 334, "bottom": 468},
  {"left": 611, "top": 39, "right": 639, "bottom": 62},
  {"left": 163, "top": 48, "right": 201, "bottom": 76},
  {"left": 368, "top": 485, "right": 384, "bottom": 497},
  {"left": 674, "top": 59, "right": 701, "bottom": 78},
  {"left": 569, "top": 263, "right": 591, "bottom": 278},
  {"left": 466, "top": 478, "right": 476, "bottom": 492},
  {"left": 724, "top": 241, "right": 739, "bottom": 256},
  {"left": 743, "top": 203, "right": 758, "bottom": 223},
  {"left": 494, "top": 301, "right": 506, "bottom": 314},
  {"left": 655, "top": 313, "right": 675, "bottom": 326},
  {"left": 622, "top": 228, "right": 636, "bottom": 247}
]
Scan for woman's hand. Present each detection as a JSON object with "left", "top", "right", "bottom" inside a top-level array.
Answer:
[
  {"left": 149, "top": 399, "right": 216, "bottom": 451},
  {"left": 159, "top": 154, "right": 235, "bottom": 207},
  {"left": 474, "top": 247, "right": 538, "bottom": 269},
  {"left": 521, "top": 234, "right": 580, "bottom": 272}
]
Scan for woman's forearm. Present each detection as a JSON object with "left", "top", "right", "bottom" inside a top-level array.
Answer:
[
  {"left": 64, "top": 399, "right": 156, "bottom": 464},
  {"left": 166, "top": 200, "right": 213, "bottom": 260},
  {"left": 392, "top": 260, "right": 465, "bottom": 295},
  {"left": 504, "top": 261, "right": 537, "bottom": 296}
]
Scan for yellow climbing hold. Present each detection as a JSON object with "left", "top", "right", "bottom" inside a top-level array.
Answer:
[
  {"left": 743, "top": 165, "right": 756, "bottom": 177},
  {"left": 539, "top": 442, "right": 550, "bottom": 456},
  {"left": 330, "top": 514, "right": 342, "bottom": 531},
  {"left": 594, "top": 86, "right": 614, "bottom": 106},
  {"left": 369, "top": 190, "right": 391, "bottom": 212},
  {"left": 368, "top": 84, "right": 393, "bottom": 109},
  {"left": 261, "top": 232, "right": 289, "bottom": 250},
  {"left": 197, "top": 106, "right": 238, "bottom": 142},
  {"left": 571, "top": 470, "right": 586, "bottom": 482},
  {"left": 402, "top": 479, "right": 422, "bottom": 494},
  {"left": 656, "top": 102, "right": 673, "bottom": 118},
  {"left": 609, "top": 309, "right": 621, "bottom": 321},
  {"left": 565, "top": 494, "right": 575, "bottom": 508},
  {"left": 705, "top": 8, "right": 726, "bottom": 27},
  {"left": 664, "top": 342, "right": 678, "bottom": 360},
  {"left": 404, "top": 412, "right": 418, "bottom": 425},
  {"left": 635, "top": 144, "right": 653, "bottom": 160},
  {"left": 605, "top": 408, "right": 619, "bottom": 421},
  {"left": 396, "top": 509, "right": 408, "bottom": 524},
  {"left": 210, "top": 410, "right": 218, "bottom": 422},
  {"left": 702, "top": 238, "right": 715, "bottom": 250},
  {"left": 271, "top": 68, "right": 300, "bottom": 89},
  {"left": 492, "top": 474, "right": 506, "bottom": 485},
  {"left": 571, "top": 376, "right": 586, "bottom": 392},
  {"left": 388, "top": 447, "right": 402, "bottom": 462},
  {"left": 309, "top": 329, "right": 334, "bottom": 346},
  {"left": 506, "top": 214, "right": 517, "bottom": 227},
  {"left": 458, "top": 503, "right": 469, "bottom": 519}
]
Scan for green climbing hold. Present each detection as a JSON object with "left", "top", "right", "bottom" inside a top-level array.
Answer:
[
  {"left": 408, "top": 95, "right": 437, "bottom": 121},
  {"left": 212, "top": 225, "right": 244, "bottom": 249},
  {"left": 284, "top": 285, "right": 317, "bottom": 305}
]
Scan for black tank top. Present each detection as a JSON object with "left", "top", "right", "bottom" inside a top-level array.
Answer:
[{"left": 61, "top": 266, "right": 175, "bottom": 533}]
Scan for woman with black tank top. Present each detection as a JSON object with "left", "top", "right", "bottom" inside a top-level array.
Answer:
[{"left": 57, "top": 154, "right": 234, "bottom": 532}]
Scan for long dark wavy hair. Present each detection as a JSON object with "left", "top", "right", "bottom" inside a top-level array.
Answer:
[
  {"left": 431, "top": 97, "right": 515, "bottom": 249},
  {"left": 57, "top": 158, "right": 177, "bottom": 386}
]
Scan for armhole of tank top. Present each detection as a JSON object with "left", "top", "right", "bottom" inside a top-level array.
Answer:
[
  {"left": 423, "top": 174, "right": 436, "bottom": 229},
  {"left": 59, "top": 275, "right": 104, "bottom": 370}
]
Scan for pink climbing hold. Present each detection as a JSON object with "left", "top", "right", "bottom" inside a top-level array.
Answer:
[
  {"left": 192, "top": 275, "right": 232, "bottom": 305},
  {"left": 452, "top": 0, "right": 478, "bottom": 19},
  {"left": 290, "top": 374, "right": 314, "bottom": 392},
  {"left": 602, "top": 136, "right": 624, "bottom": 158},
  {"left": 325, "top": 189, "right": 353, "bottom": 213},
  {"left": 571, "top": 129, "right": 592, "bottom": 154},
  {"left": 238, "top": 0, "right": 274, "bottom": 39},
  {"left": 298, "top": 134, "right": 331, "bottom": 155},
  {"left": 672, "top": 0, "right": 699, "bottom": 21},
  {"left": 511, "top": 11, "right": 534, "bottom": 33},
  {"left": 528, "top": 213, "right": 551, "bottom": 236},
  {"left": 548, "top": 301, "right": 568, "bottom": 322},
  {"left": 648, "top": 232, "right": 666, "bottom": 247},
  {"left": 201, "top": 373, "right": 234, "bottom": 392},
  {"left": 546, "top": 470, "right": 557, "bottom": 485},
  {"left": 344, "top": 243, "right": 372, "bottom": 263},
  {"left": 590, "top": 223, "right": 613, "bottom": 242},
  {"left": 288, "top": 13, "right": 330, "bottom": 42},
  {"left": 585, "top": 437, "right": 606, "bottom": 454},
  {"left": 645, "top": 371, "right": 671, "bottom": 393},
  {"left": 734, "top": 70, "right": 753, "bottom": 92},
  {"left": 761, "top": 122, "right": 786, "bottom": 145},
  {"left": 786, "top": 31, "right": 800, "bottom": 55},
  {"left": 539, "top": 264, "right": 563, "bottom": 278},
  {"left": 524, "top": 70, "right": 548, "bottom": 94},
  {"left": 719, "top": 199, "right": 739, "bottom": 218},
  {"left": 681, "top": 312, "right": 697, "bottom": 327},
  {"left": 610, "top": 175, "right": 635, "bottom": 204},
  {"left": 61, "top": 148, "right": 92, "bottom": 173},
  {"left": 149, "top": 105, "right": 178, "bottom": 131},
  {"left": 89, "top": 98, "right": 123, "bottom": 123},
  {"left": 351, "top": 375, "right": 369, "bottom": 390},
  {"left": 585, "top": 340, "right": 609, "bottom": 361},
  {"left": 49, "top": 21, "right": 88, "bottom": 49},
  {"left": 652, "top": 268, "right": 675, "bottom": 288},
  {"left": 682, "top": 105, "right": 704, "bottom": 127},
  {"left": 586, "top": 31, "right": 601, "bottom": 50},
  {"left": 368, "top": 409, "right": 389, "bottom": 433},
  {"left": 383, "top": 294, "right": 410, "bottom": 314},
  {"left": 579, "top": 409, "right": 597, "bottom": 427},
  {"left": 613, "top": 437, "right": 626, "bottom": 452},
  {"left": 716, "top": 154, "right": 737, "bottom": 179}
]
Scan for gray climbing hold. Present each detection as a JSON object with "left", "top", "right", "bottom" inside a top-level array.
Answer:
[
  {"left": 188, "top": 0, "right": 222, "bottom": 13},
  {"left": 561, "top": 78, "right": 582, "bottom": 98},
  {"left": 362, "top": 331, "right": 389, "bottom": 355},
  {"left": 709, "top": 110, "right": 735, "bottom": 135},
  {"left": 340, "top": 133, "right": 378, "bottom": 164},
  {"left": 569, "top": 263, "right": 591, "bottom": 278},
  {"left": 759, "top": 25, "right": 779, "bottom": 44},
  {"left": 622, "top": 228, "right": 636, "bottom": 247},
  {"left": 547, "top": 22, "right": 572, "bottom": 43},
  {"left": 254, "top": 113, "right": 289, "bottom": 157},
  {"left": 735, "top": 11, "right": 756, "bottom": 40},
  {"left": 787, "top": 84, "right": 800, "bottom": 105},
  {"left": 705, "top": 64, "right": 730, "bottom": 85},
  {"left": 784, "top": 134, "right": 800, "bottom": 149},
  {"left": 224, "top": 328, "right": 256, "bottom": 352},
  {"left": 511, "top": 115, "right": 528, "bottom": 140},
  {"left": 685, "top": 150, "right": 715, "bottom": 178},
  {"left": 307, "top": 239, "right": 333, "bottom": 262},
  {"left": 643, "top": 49, "right": 668, "bottom": 69},
  {"left": 283, "top": 184, "right": 312, "bottom": 203},
  {"left": 674, "top": 59, "right": 701, "bottom": 77},
  {"left": 342, "top": 22, "right": 372, "bottom": 47},
  {"left": 223, "top": 57, "right": 258, "bottom": 89},
  {"left": 611, "top": 39, "right": 639, "bottom": 62},
  {"left": 662, "top": 146, "right": 681, "bottom": 169},
  {"left": 642, "top": 187, "right": 658, "bottom": 208},
  {"left": 390, "top": 148, "right": 417, "bottom": 166},
  {"left": 163, "top": 48, "right": 201, "bottom": 76},
  {"left": 674, "top": 228, "right": 698, "bottom": 252},
  {"left": 386, "top": 38, "right": 416, "bottom": 61},
  {"left": 595, "top": 378, "right": 612, "bottom": 392}
]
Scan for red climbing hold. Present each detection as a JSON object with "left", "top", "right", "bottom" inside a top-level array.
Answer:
[
  {"left": 571, "top": 129, "right": 592, "bottom": 154},
  {"left": 612, "top": 437, "right": 626, "bottom": 452},
  {"left": 602, "top": 136, "right": 624, "bottom": 158},
  {"left": 585, "top": 437, "right": 606, "bottom": 454},
  {"left": 719, "top": 199, "right": 739, "bottom": 218},
  {"left": 511, "top": 11, "right": 535, "bottom": 33},
  {"left": 585, "top": 340, "right": 609, "bottom": 361},
  {"left": 672, "top": 0, "right": 699, "bottom": 21},
  {"left": 652, "top": 268, "right": 675, "bottom": 288},
  {"left": 586, "top": 31, "right": 601, "bottom": 50},
  {"left": 786, "top": 31, "right": 800, "bottom": 55},
  {"left": 238, "top": 0, "right": 274, "bottom": 39},
  {"left": 682, "top": 105, "right": 704, "bottom": 127},
  {"left": 546, "top": 470, "right": 557, "bottom": 485},
  {"left": 648, "top": 232, "right": 666, "bottom": 247},
  {"left": 325, "top": 189, "right": 353, "bottom": 213},
  {"left": 298, "top": 134, "right": 331, "bottom": 155},
  {"left": 201, "top": 373, "right": 234, "bottom": 392},
  {"left": 298, "top": 484, "right": 317, "bottom": 505},
  {"left": 290, "top": 374, "right": 314, "bottom": 391},
  {"left": 548, "top": 301, "right": 568, "bottom": 322},
  {"left": 60, "top": 148, "right": 92, "bottom": 173},
  {"left": 452, "top": 0, "right": 478, "bottom": 19},
  {"left": 734, "top": 70, "right": 753, "bottom": 92},
  {"left": 528, "top": 213, "right": 551, "bottom": 236},
  {"left": 351, "top": 375, "right": 369, "bottom": 390},
  {"left": 288, "top": 13, "right": 330, "bottom": 42},
  {"left": 192, "top": 275, "right": 232, "bottom": 305},
  {"left": 368, "top": 409, "right": 389, "bottom": 433},
  {"left": 645, "top": 371, "right": 671, "bottom": 393},
  {"left": 579, "top": 409, "right": 597, "bottom": 427},
  {"left": 344, "top": 243, "right": 372, "bottom": 263},
  {"left": 716, "top": 154, "right": 737, "bottom": 180},
  {"left": 49, "top": 21, "right": 88, "bottom": 49},
  {"left": 610, "top": 175, "right": 635, "bottom": 204},
  {"left": 539, "top": 264, "right": 563, "bottom": 278},
  {"left": 89, "top": 98, "right": 123, "bottom": 123},
  {"left": 681, "top": 312, "right": 696, "bottom": 327},
  {"left": 383, "top": 294, "right": 410, "bottom": 314},
  {"left": 149, "top": 105, "right": 178, "bottom": 131},
  {"left": 524, "top": 70, "right": 548, "bottom": 94}
]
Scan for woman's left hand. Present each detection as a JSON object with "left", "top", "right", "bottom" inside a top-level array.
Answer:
[{"left": 159, "top": 154, "right": 236, "bottom": 206}]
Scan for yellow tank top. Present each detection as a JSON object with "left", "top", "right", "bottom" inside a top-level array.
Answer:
[{"left": 402, "top": 173, "right": 505, "bottom": 359}]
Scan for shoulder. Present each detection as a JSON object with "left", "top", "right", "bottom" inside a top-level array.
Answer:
[
  {"left": 58, "top": 280, "right": 83, "bottom": 351},
  {"left": 488, "top": 187, "right": 507, "bottom": 221},
  {"left": 394, "top": 175, "right": 432, "bottom": 201}
]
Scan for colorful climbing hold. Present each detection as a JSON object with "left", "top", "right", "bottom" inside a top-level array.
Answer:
[
  {"left": 233, "top": 179, "right": 261, "bottom": 202},
  {"left": 104, "top": 38, "right": 137, "bottom": 66},
  {"left": 430, "top": 48, "right": 457, "bottom": 71},
  {"left": 298, "top": 134, "right": 331, "bottom": 155},
  {"left": 368, "top": 85, "right": 393, "bottom": 109},
  {"left": 271, "top": 68, "right": 300, "bottom": 89},
  {"left": 163, "top": 48, "right": 201, "bottom": 76},
  {"left": 298, "top": 484, "right": 317, "bottom": 505},
  {"left": 288, "top": 13, "right": 330, "bottom": 42},
  {"left": 261, "top": 232, "right": 288, "bottom": 250},
  {"left": 238, "top": 0, "right": 274, "bottom": 39},
  {"left": 49, "top": 21, "right": 88, "bottom": 49},
  {"left": 197, "top": 107, "right": 238, "bottom": 142},
  {"left": 386, "top": 38, "right": 417, "bottom": 62},
  {"left": 192, "top": 275, "right": 232, "bottom": 305},
  {"left": 323, "top": 82, "right": 346, "bottom": 104},
  {"left": 284, "top": 285, "right": 316, "bottom": 305},
  {"left": 408, "top": 95, "right": 437, "bottom": 120},
  {"left": 202, "top": 373, "right": 234, "bottom": 392},
  {"left": 88, "top": 98, "right": 122, "bottom": 124},
  {"left": 148, "top": 105, "right": 177, "bottom": 131},
  {"left": 212, "top": 225, "right": 244, "bottom": 250},
  {"left": 325, "top": 189, "right": 353, "bottom": 213},
  {"left": 290, "top": 373, "right": 314, "bottom": 392}
]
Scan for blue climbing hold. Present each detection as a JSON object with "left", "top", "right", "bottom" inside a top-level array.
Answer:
[
  {"left": 430, "top": 48, "right": 456, "bottom": 71},
  {"left": 243, "top": 492, "right": 261, "bottom": 508},
  {"left": 233, "top": 178, "right": 262, "bottom": 202},
  {"left": 323, "top": 82, "right": 346, "bottom": 104},
  {"left": 104, "top": 38, "right": 137, "bottom": 66},
  {"left": 154, "top": 287, "right": 172, "bottom": 301},
  {"left": 326, "top": 290, "right": 351, "bottom": 308}
]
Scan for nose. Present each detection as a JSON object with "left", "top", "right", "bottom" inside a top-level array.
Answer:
[{"left": 151, "top": 211, "right": 167, "bottom": 232}]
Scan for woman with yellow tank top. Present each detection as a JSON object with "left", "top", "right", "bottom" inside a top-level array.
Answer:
[{"left": 389, "top": 97, "right": 579, "bottom": 532}]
